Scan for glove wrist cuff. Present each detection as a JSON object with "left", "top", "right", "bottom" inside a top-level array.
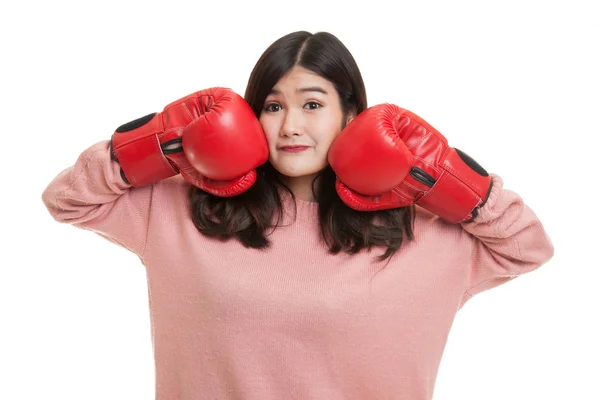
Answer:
[
  {"left": 111, "top": 112, "right": 179, "bottom": 187},
  {"left": 416, "top": 148, "right": 492, "bottom": 223}
]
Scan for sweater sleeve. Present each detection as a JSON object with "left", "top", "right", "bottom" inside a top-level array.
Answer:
[
  {"left": 458, "top": 174, "right": 554, "bottom": 307},
  {"left": 41, "top": 140, "right": 154, "bottom": 258}
]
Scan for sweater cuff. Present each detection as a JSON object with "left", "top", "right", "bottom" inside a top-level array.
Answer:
[{"left": 470, "top": 173, "right": 503, "bottom": 224}]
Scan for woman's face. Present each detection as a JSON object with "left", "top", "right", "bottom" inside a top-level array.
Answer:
[{"left": 259, "top": 66, "right": 353, "bottom": 180}]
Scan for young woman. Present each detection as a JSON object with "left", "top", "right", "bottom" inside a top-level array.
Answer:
[{"left": 42, "top": 31, "right": 554, "bottom": 400}]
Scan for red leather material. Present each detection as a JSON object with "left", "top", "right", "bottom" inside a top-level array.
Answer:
[
  {"left": 329, "top": 104, "right": 414, "bottom": 195},
  {"left": 328, "top": 104, "right": 414, "bottom": 210},
  {"left": 179, "top": 88, "right": 268, "bottom": 181},
  {"left": 395, "top": 109, "right": 491, "bottom": 223},
  {"left": 110, "top": 88, "right": 268, "bottom": 196},
  {"left": 334, "top": 179, "right": 414, "bottom": 211},
  {"left": 111, "top": 114, "right": 177, "bottom": 187},
  {"left": 329, "top": 104, "right": 492, "bottom": 223},
  {"left": 414, "top": 148, "right": 492, "bottom": 223}
]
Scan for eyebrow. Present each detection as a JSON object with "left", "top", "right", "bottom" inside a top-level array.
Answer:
[{"left": 269, "top": 86, "right": 329, "bottom": 95}]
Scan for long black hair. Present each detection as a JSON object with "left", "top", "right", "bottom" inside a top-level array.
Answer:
[{"left": 189, "top": 31, "right": 414, "bottom": 262}]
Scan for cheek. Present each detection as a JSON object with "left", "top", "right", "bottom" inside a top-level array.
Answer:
[
  {"left": 259, "top": 118, "right": 279, "bottom": 147},
  {"left": 312, "top": 118, "right": 343, "bottom": 147}
]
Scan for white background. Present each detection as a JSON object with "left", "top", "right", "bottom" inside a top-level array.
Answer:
[{"left": 1, "top": 0, "right": 598, "bottom": 399}]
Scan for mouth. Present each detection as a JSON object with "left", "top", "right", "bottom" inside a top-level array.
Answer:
[{"left": 278, "top": 146, "right": 310, "bottom": 153}]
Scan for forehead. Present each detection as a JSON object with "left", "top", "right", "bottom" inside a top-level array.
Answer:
[{"left": 270, "top": 66, "right": 335, "bottom": 95}]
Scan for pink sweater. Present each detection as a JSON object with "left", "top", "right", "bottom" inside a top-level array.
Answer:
[{"left": 42, "top": 140, "right": 554, "bottom": 400}]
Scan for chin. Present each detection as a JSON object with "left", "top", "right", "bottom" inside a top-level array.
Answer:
[
  {"left": 270, "top": 165, "right": 319, "bottom": 179},
  {"left": 269, "top": 157, "right": 328, "bottom": 179},
  {"left": 277, "top": 169, "right": 314, "bottom": 178}
]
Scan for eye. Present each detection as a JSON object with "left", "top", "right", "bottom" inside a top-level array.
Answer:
[
  {"left": 263, "top": 102, "right": 281, "bottom": 112},
  {"left": 304, "top": 101, "right": 322, "bottom": 110}
]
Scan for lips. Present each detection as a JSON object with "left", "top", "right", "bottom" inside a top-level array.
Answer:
[{"left": 279, "top": 146, "right": 310, "bottom": 153}]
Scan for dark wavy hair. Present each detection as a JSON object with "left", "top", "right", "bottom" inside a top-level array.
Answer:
[{"left": 188, "top": 31, "right": 415, "bottom": 262}]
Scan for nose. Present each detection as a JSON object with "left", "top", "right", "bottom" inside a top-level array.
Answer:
[{"left": 280, "top": 108, "right": 303, "bottom": 137}]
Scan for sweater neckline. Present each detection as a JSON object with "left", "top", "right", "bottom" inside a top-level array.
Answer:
[{"left": 279, "top": 191, "right": 320, "bottom": 225}]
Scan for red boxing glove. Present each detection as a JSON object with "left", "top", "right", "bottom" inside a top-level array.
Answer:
[
  {"left": 110, "top": 88, "right": 268, "bottom": 197},
  {"left": 328, "top": 104, "right": 492, "bottom": 223},
  {"left": 327, "top": 104, "right": 414, "bottom": 210}
]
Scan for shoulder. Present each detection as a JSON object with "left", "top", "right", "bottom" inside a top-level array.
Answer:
[
  {"left": 412, "top": 207, "right": 469, "bottom": 244},
  {"left": 149, "top": 175, "right": 192, "bottom": 210}
]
